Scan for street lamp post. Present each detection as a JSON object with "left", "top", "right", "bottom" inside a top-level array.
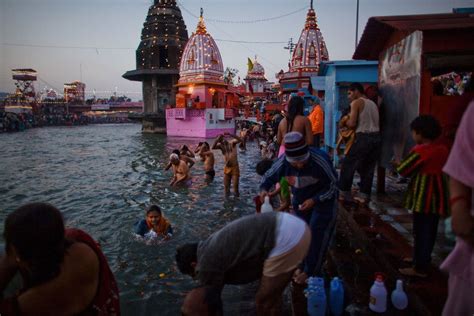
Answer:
[{"left": 355, "top": 0, "right": 360, "bottom": 50}]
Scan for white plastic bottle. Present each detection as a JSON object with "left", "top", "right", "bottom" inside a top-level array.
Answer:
[
  {"left": 369, "top": 273, "right": 387, "bottom": 313},
  {"left": 391, "top": 279, "right": 408, "bottom": 310},
  {"left": 261, "top": 196, "right": 273, "bottom": 213}
]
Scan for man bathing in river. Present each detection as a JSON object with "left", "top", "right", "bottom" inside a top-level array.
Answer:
[
  {"left": 169, "top": 153, "right": 190, "bottom": 187},
  {"left": 195, "top": 142, "right": 216, "bottom": 181},
  {"left": 165, "top": 149, "right": 195, "bottom": 170},
  {"left": 212, "top": 133, "right": 243, "bottom": 197}
]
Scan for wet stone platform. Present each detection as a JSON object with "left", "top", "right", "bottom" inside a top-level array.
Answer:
[
  {"left": 326, "top": 174, "right": 452, "bottom": 315},
  {"left": 228, "top": 174, "right": 451, "bottom": 315}
]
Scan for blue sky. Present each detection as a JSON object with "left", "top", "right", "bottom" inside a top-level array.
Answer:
[{"left": 1, "top": 0, "right": 472, "bottom": 100}]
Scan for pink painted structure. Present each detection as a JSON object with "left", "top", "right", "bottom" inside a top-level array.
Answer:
[
  {"left": 166, "top": 9, "right": 236, "bottom": 138},
  {"left": 166, "top": 108, "right": 235, "bottom": 138}
]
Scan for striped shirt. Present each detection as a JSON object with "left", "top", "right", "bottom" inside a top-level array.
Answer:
[{"left": 260, "top": 148, "right": 338, "bottom": 205}]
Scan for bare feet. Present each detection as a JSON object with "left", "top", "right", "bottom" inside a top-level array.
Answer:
[{"left": 292, "top": 269, "right": 308, "bottom": 285}]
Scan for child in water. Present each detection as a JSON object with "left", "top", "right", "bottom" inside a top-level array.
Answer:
[{"left": 134, "top": 205, "right": 173, "bottom": 240}]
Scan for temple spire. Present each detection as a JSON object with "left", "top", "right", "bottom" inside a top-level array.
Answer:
[
  {"left": 310, "top": 0, "right": 313, "bottom": 9},
  {"left": 196, "top": 8, "right": 207, "bottom": 34}
]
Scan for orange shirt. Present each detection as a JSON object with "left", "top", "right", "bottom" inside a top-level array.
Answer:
[{"left": 308, "top": 105, "right": 323, "bottom": 135}]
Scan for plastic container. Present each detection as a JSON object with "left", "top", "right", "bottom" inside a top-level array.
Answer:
[
  {"left": 329, "top": 277, "right": 344, "bottom": 316},
  {"left": 391, "top": 279, "right": 408, "bottom": 310},
  {"left": 369, "top": 273, "right": 387, "bottom": 313},
  {"left": 307, "top": 277, "right": 327, "bottom": 316},
  {"left": 261, "top": 196, "right": 273, "bottom": 213}
]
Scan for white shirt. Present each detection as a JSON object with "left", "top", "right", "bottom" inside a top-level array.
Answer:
[{"left": 268, "top": 212, "right": 307, "bottom": 258}]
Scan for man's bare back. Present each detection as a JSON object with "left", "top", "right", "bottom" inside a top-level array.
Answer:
[{"left": 170, "top": 158, "right": 190, "bottom": 186}]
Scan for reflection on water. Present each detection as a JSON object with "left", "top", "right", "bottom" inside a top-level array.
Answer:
[{"left": 0, "top": 124, "right": 262, "bottom": 315}]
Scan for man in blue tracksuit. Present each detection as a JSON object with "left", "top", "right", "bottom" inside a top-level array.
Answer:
[{"left": 260, "top": 131, "right": 338, "bottom": 283}]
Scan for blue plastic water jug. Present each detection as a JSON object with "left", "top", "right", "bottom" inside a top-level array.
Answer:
[
  {"left": 329, "top": 277, "right": 344, "bottom": 316},
  {"left": 307, "top": 277, "right": 327, "bottom": 316}
]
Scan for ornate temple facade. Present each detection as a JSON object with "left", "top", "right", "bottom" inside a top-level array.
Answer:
[
  {"left": 166, "top": 10, "right": 235, "bottom": 138},
  {"left": 244, "top": 57, "right": 268, "bottom": 97},
  {"left": 123, "top": 0, "right": 188, "bottom": 133},
  {"left": 277, "top": 0, "right": 329, "bottom": 95}
]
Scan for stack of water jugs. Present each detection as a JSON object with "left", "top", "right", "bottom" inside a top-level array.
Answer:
[{"left": 305, "top": 276, "right": 344, "bottom": 316}]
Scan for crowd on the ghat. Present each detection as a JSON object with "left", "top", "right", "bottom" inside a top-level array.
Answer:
[
  {"left": 0, "top": 112, "right": 131, "bottom": 133},
  {"left": 0, "top": 83, "right": 472, "bottom": 315}
]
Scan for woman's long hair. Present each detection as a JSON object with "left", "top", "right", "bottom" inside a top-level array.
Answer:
[
  {"left": 286, "top": 96, "right": 305, "bottom": 132},
  {"left": 4, "top": 203, "right": 71, "bottom": 287}
]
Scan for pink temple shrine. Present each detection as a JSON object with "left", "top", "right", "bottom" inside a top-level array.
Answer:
[{"left": 166, "top": 10, "right": 236, "bottom": 138}]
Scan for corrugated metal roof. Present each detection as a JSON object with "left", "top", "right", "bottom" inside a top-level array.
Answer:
[{"left": 353, "top": 12, "right": 474, "bottom": 60}]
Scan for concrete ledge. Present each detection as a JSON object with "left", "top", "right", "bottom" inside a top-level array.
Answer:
[{"left": 328, "top": 201, "right": 445, "bottom": 315}]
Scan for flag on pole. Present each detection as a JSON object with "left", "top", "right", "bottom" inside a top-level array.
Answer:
[{"left": 247, "top": 58, "right": 254, "bottom": 72}]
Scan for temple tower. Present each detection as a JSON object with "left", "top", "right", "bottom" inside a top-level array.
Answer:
[
  {"left": 245, "top": 57, "right": 268, "bottom": 96},
  {"left": 123, "top": 0, "right": 188, "bottom": 133},
  {"left": 277, "top": 0, "right": 329, "bottom": 94}
]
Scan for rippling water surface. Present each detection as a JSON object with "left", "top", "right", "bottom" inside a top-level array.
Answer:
[{"left": 0, "top": 124, "right": 263, "bottom": 315}]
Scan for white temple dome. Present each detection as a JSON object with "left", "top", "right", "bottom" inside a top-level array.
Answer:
[
  {"left": 246, "top": 59, "right": 266, "bottom": 80},
  {"left": 178, "top": 10, "right": 224, "bottom": 84},
  {"left": 290, "top": 2, "right": 329, "bottom": 72}
]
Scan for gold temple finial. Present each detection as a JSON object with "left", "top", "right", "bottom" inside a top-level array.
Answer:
[{"left": 196, "top": 8, "right": 207, "bottom": 34}]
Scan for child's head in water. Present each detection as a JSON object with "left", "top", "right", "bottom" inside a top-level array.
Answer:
[
  {"left": 146, "top": 205, "right": 162, "bottom": 227},
  {"left": 410, "top": 115, "right": 442, "bottom": 144}
]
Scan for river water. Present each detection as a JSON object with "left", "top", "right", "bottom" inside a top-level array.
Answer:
[{"left": 0, "top": 124, "right": 263, "bottom": 315}]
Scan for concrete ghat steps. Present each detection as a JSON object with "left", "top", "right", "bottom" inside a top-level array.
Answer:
[{"left": 328, "top": 201, "right": 448, "bottom": 315}]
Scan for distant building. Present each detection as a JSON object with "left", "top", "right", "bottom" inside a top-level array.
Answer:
[
  {"left": 245, "top": 57, "right": 268, "bottom": 96},
  {"left": 64, "top": 81, "right": 85, "bottom": 104}
]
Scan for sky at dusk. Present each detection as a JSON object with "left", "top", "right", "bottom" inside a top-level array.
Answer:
[{"left": 1, "top": 0, "right": 472, "bottom": 100}]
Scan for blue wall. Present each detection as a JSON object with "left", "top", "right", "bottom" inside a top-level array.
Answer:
[{"left": 319, "top": 61, "right": 378, "bottom": 159}]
